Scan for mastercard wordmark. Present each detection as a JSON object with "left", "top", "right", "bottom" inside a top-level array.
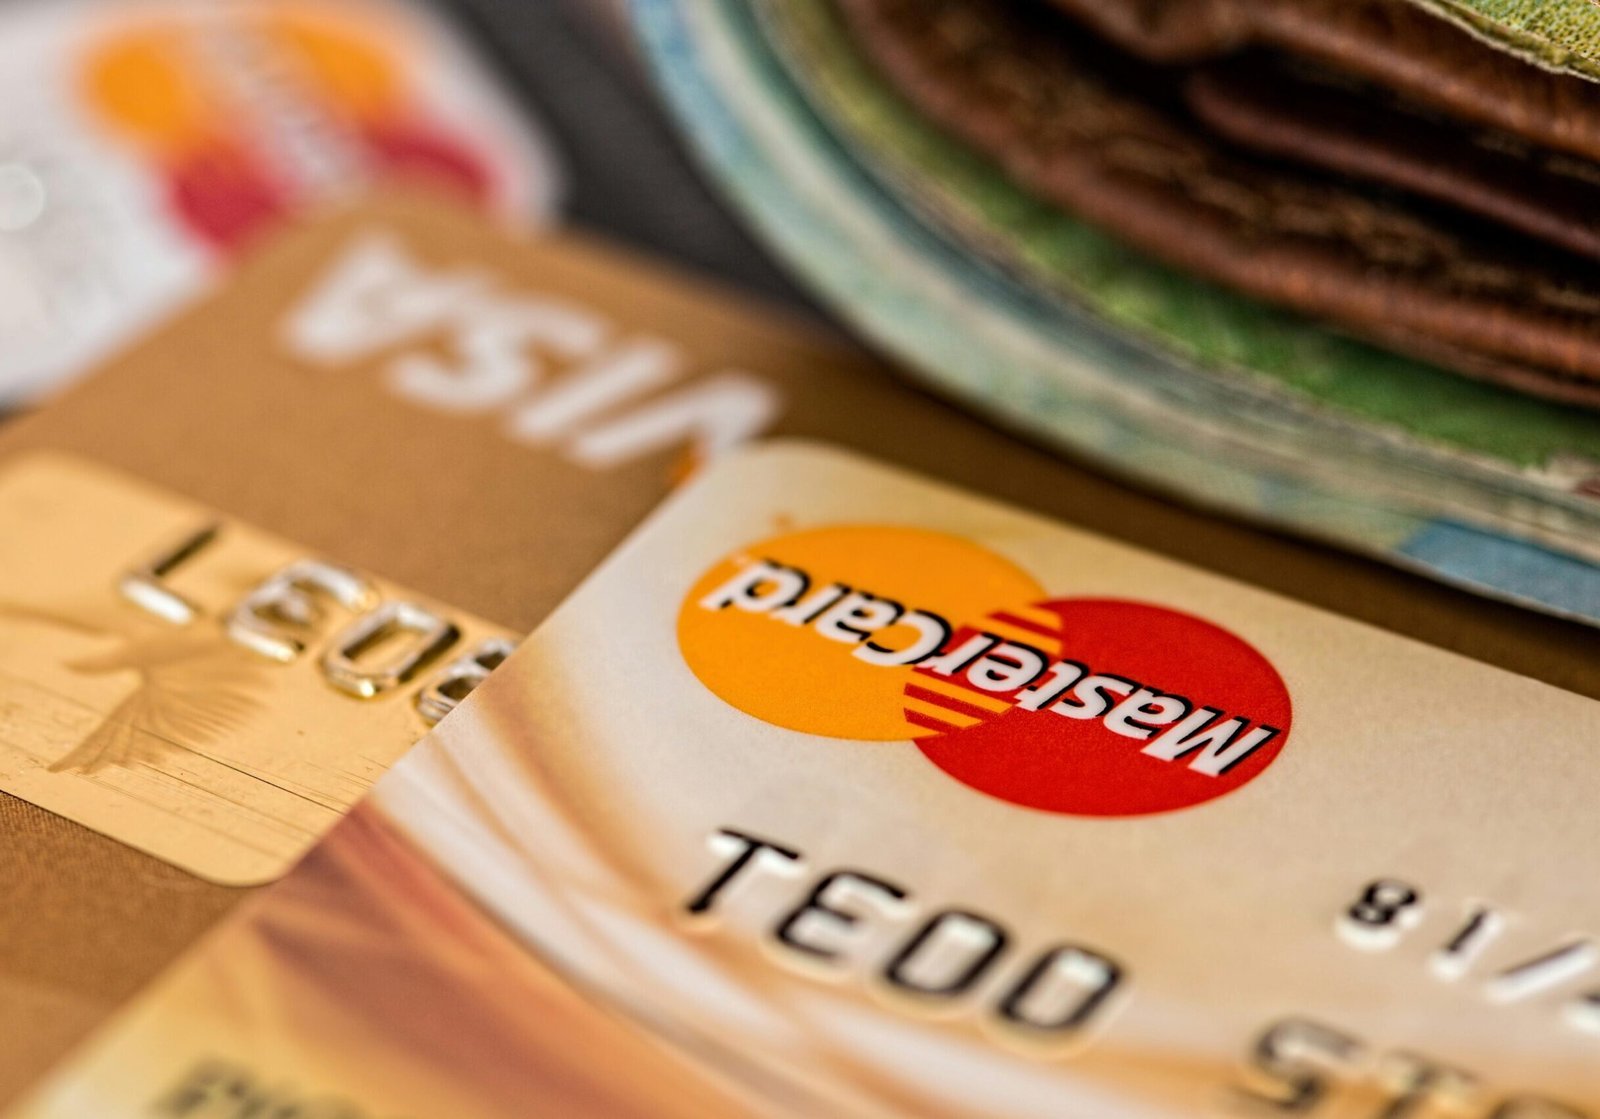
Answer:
[{"left": 680, "top": 525, "right": 1292, "bottom": 817}]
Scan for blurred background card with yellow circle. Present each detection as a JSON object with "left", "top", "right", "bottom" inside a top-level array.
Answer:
[{"left": 0, "top": 0, "right": 561, "bottom": 405}]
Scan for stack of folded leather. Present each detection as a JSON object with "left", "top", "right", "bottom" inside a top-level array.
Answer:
[
  {"left": 631, "top": 0, "right": 1600, "bottom": 625},
  {"left": 839, "top": 0, "right": 1600, "bottom": 408}
]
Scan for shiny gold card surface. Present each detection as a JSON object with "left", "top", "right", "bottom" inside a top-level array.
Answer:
[
  {"left": 18, "top": 442, "right": 1600, "bottom": 1119},
  {"left": 0, "top": 194, "right": 822, "bottom": 1100},
  {"left": 0, "top": 454, "right": 509, "bottom": 885},
  {"left": 2, "top": 192, "right": 1595, "bottom": 1110}
]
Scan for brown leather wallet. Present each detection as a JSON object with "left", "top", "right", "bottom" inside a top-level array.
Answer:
[
  {"left": 837, "top": 0, "right": 1600, "bottom": 407},
  {"left": 1184, "top": 59, "right": 1600, "bottom": 266},
  {"left": 1043, "top": 0, "right": 1600, "bottom": 163}
]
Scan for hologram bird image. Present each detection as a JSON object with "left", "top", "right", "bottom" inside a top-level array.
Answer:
[{"left": 0, "top": 597, "right": 266, "bottom": 774}]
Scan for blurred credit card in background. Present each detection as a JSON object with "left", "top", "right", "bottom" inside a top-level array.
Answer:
[{"left": 0, "top": 0, "right": 561, "bottom": 405}]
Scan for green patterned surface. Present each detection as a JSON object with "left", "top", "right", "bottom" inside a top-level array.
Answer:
[{"left": 1417, "top": 0, "right": 1600, "bottom": 80}]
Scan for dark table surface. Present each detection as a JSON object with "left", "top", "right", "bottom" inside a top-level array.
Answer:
[{"left": 451, "top": 0, "right": 826, "bottom": 318}]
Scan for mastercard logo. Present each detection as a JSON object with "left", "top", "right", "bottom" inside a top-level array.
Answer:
[
  {"left": 78, "top": 2, "right": 497, "bottom": 251},
  {"left": 678, "top": 526, "right": 1292, "bottom": 817}
]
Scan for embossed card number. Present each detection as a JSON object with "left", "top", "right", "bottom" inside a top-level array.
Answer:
[
  {"left": 124, "top": 526, "right": 507, "bottom": 711},
  {"left": 0, "top": 455, "right": 514, "bottom": 884}
]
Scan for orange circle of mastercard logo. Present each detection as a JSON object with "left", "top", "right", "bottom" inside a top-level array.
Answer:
[{"left": 679, "top": 527, "right": 1292, "bottom": 817}]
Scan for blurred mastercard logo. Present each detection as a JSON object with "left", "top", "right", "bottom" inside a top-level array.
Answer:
[
  {"left": 80, "top": 1, "right": 509, "bottom": 251},
  {"left": 0, "top": 0, "right": 556, "bottom": 403}
]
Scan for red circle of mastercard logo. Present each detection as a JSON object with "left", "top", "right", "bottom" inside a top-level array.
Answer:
[
  {"left": 679, "top": 527, "right": 1292, "bottom": 818},
  {"left": 909, "top": 599, "right": 1291, "bottom": 816}
]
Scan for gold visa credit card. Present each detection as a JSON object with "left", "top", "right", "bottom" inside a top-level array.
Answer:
[
  {"left": 16, "top": 442, "right": 1600, "bottom": 1119},
  {"left": 0, "top": 192, "right": 1592, "bottom": 1109}
]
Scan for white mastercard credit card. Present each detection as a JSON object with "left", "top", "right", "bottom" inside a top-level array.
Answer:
[
  {"left": 17, "top": 442, "right": 1600, "bottom": 1119},
  {"left": 0, "top": 0, "right": 561, "bottom": 404}
]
